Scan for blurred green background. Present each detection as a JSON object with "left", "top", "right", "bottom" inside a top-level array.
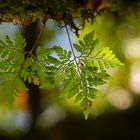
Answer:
[{"left": 1, "top": 10, "right": 140, "bottom": 140}]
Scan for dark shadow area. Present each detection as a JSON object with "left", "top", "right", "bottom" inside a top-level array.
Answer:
[{"left": 0, "top": 106, "right": 140, "bottom": 140}]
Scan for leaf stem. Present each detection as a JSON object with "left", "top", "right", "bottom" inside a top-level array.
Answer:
[
  {"left": 65, "top": 25, "right": 89, "bottom": 103},
  {"left": 65, "top": 25, "right": 81, "bottom": 75},
  {"left": 30, "top": 19, "right": 47, "bottom": 54}
]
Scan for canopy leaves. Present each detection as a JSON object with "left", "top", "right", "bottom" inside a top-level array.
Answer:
[{"left": 0, "top": 31, "right": 123, "bottom": 118}]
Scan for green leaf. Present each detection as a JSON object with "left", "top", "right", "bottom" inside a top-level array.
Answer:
[
  {"left": 74, "top": 92, "right": 83, "bottom": 103},
  {"left": 80, "top": 97, "right": 87, "bottom": 109},
  {"left": 47, "top": 56, "right": 58, "bottom": 64},
  {"left": 73, "top": 43, "right": 82, "bottom": 52},
  {"left": 6, "top": 36, "right": 14, "bottom": 48},
  {"left": 91, "top": 47, "right": 124, "bottom": 69},
  {"left": 84, "top": 109, "right": 90, "bottom": 120},
  {"left": 23, "top": 71, "right": 29, "bottom": 81},
  {"left": 79, "top": 40, "right": 85, "bottom": 47},
  {"left": 1, "top": 49, "right": 8, "bottom": 58},
  {"left": 0, "top": 40, "right": 5, "bottom": 47},
  {"left": 28, "top": 76, "right": 32, "bottom": 83},
  {"left": 14, "top": 31, "right": 26, "bottom": 49},
  {"left": 83, "top": 31, "right": 95, "bottom": 46},
  {"left": 67, "top": 51, "right": 72, "bottom": 58},
  {"left": 51, "top": 31, "right": 123, "bottom": 119}
]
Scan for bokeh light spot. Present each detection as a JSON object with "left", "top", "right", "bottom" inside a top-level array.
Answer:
[{"left": 108, "top": 88, "right": 133, "bottom": 110}]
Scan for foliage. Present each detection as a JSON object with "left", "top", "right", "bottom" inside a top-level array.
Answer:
[
  {"left": 0, "top": 30, "right": 123, "bottom": 118},
  {"left": 0, "top": 31, "right": 27, "bottom": 103},
  {"left": 0, "top": 0, "right": 108, "bottom": 35},
  {"left": 0, "top": 0, "right": 139, "bottom": 26}
]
